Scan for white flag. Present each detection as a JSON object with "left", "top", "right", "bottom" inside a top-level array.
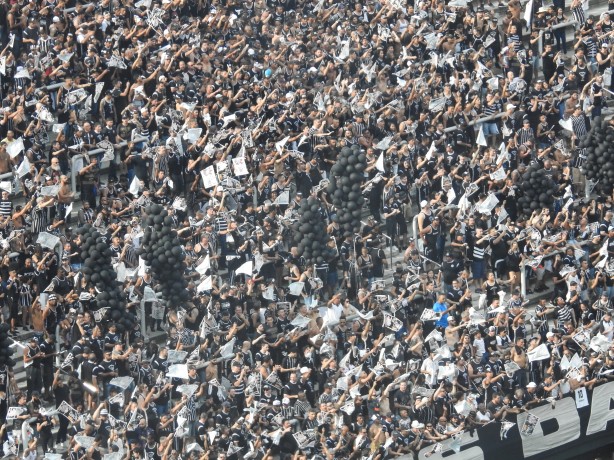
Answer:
[
  {"left": 220, "top": 337, "right": 236, "bottom": 358},
  {"left": 558, "top": 118, "right": 573, "bottom": 131},
  {"left": 197, "top": 276, "right": 212, "bottom": 292},
  {"left": 375, "top": 152, "right": 385, "bottom": 172},
  {"left": 166, "top": 364, "right": 189, "bottom": 380},
  {"left": 275, "top": 136, "right": 290, "bottom": 154},
  {"left": 524, "top": 0, "right": 534, "bottom": 28},
  {"left": 235, "top": 260, "right": 253, "bottom": 277},
  {"left": 129, "top": 176, "right": 140, "bottom": 196},
  {"left": 477, "top": 125, "right": 487, "bottom": 146},
  {"left": 527, "top": 344, "right": 551, "bottom": 362},
  {"left": 195, "top": 255, "right": 210, "bottom": 275}
]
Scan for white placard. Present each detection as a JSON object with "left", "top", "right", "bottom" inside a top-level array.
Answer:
[
  {"left": 184, "top": 128, "right": 202, "bottom": 143},
  {"left": 232, "top": 156, "right": 249, "bottom": 176},
  {"left": 37, "top": 232, "right": 60, "bottom": 249},
  {"left": 288, "top": 282, "right": 304, "bottom": 296},
  {"left": 166, "top": 364, "right": 189, "bottom": 380},
  {"left": 109, "top": 376, "right": 134, "bottom": 389},
  {"left": 40, "top": 185, "right": 59, "bottom": 196},
  {"left": 575, "top": 387, "right": 589, "bottom": 408},
  {"left": 201, "top": 166, "right": 218, "bottom": 189},
  {"left": 477, "top": 194, "right": 500, "bottom": 214},
  {"left": 7, "top": 138, "right": 24, "bottom": 158},
  {"left": 167, "top": 350, "right": 189, "bottom": 364}
]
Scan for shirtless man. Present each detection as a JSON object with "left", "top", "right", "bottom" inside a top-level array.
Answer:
[
  {"left": 510, "top": 337, "right": 528, "bottom": 387},
  {"left": 0, "top": 143, "right": 12, "bottom": 174}
]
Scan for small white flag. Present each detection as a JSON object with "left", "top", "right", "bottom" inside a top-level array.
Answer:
[
  {"left": 375, "top": 152, "right": 385, "bottom": 172},
  {"left": 235, "top": 260, "right": 253, "bottom": 277},
  {"left": 197, "top": 276, "right": 212, "bottom": 292},
  {"left": 477, "top": 125, "right": 487, "bottom": 146},
  {"left": 129, "top": 176, "right": 141, "bottom": 196}
]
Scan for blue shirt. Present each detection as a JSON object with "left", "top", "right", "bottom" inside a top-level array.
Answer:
[{"left": 433, "top": 301, "right": 448, "bottom": 328}]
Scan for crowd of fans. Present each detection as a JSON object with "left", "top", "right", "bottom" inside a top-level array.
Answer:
[{"left": 0, "top": 0, "right": 612, "bottom": 458}]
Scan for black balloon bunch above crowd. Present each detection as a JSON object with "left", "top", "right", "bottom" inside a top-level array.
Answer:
[
  {"left": 77, "top": 225, "right": 137, "bottom": 332},
  {"left": 327, "top": 145, "right": 368, "bottom": 235},
  {"left": 517, "top": 163, "right": 556, "bottom": 215},
  {"left": 139, "top": 205, "right": 189, "bottom": 306},
  {"left": 0, "top": 323, "right": 16, "bottom": 368},
  {"left": 580, "top": 116, "right": 614, "bottom": 195},
  {"left": 294, "top": 196, "right": 333, "bottom": 264}
]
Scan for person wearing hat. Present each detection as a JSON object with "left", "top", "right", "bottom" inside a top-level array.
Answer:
[
  {"left": 215, "top": 400, "right": 233, "bottom": 427},
  {"left": 92, "top": 403, "right": 113, "bottom": 448},
  {"left": 93, "top": 349, "right": 118, "bottom": 400},
  {"left": 417, "top": 199, "right": 433, "bottom": 239}
]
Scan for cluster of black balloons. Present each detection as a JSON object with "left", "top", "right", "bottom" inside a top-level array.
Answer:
[
  {"left": 294, "top": 197, "right": 333, "bottom": 264},
  {"left": 139, "top": 205, "right": 189, "bottom": 306},
  {"left": 326, "top": 145, "right": 367, "bottom": 234},
  {"left": 580, "top": 116, "right": 614, "bottom": 194},
  {"left": 76, "top": 225, "right": 136, "bottom": 332},
  {"left": 517, "top": 163, "right": 556, "bottom": 215},
  {"left": 0, "top": 323, "right": 15, "bottom": 367}
]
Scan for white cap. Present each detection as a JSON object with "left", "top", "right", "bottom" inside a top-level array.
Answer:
[
  {"left": 273, "top": 400, "right": 281, "bottom": 406},
  {"left": 527, "top": 382, "right": 537, "bottom": 388},
  {"left": 507, "top": 104, "right": 516, "bottom": 110},
  {"left": 420, "top": 200, "right": 428, "bottom": 208},
  {"left": 299, "top": 366, "right": 311, "bottom": 374},
  {"left": 282, "top": 397, "right": 290, "bottom": 405},
  {"left": 546, "top": 332, "right": 554, "bottom": 338}
]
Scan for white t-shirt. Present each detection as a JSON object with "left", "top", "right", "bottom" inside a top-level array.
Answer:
[
  {"left": 473, "top": 337, "right": 486, "bottom": 358},
  {"left": 601, "top": 319, "right": 614, "bottom": 340},
  {"left": 421, "top": 357, "right": 439, "bottom": 386},
  {"left": 476, "top": 410, "right": 491, "bottom": 423}
]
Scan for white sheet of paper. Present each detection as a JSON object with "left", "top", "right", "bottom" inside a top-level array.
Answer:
[
  {"left": 7, "top": 138, "right": 24, "bottom": 158},
  {"left": 166, "top": 364, "right": 189, "bottom": 380},
  {"left": 288, "top": 282, "right": 304, "bottom": 296},
  {"left": 40, "top": 185, "right": 59, "bottom": 197},
  {"left": 37, "top": 232, "right": 60, "bottom": 250},
  {"left": 201, "top": 166, "right": 218, "bottom": 189},
  {"left": 232, "top": 156, "right": 249, "bottom": 176}
]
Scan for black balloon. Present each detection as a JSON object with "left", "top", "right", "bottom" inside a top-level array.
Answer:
[
  {"left": 582, "top": 120, "right": 614, "bottom": 194},
  {"left": 294, "top": 197, "right": 329, "bottom": 264}
]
